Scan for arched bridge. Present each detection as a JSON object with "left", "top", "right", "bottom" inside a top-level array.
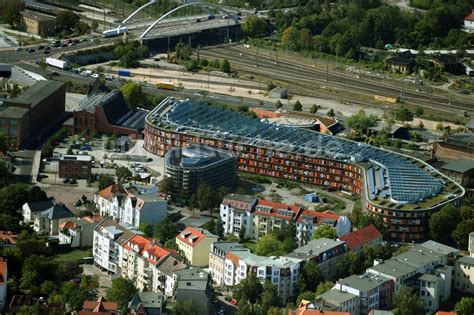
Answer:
[{"left": 112, "top": 1, "right": 239, "bottom": 40}]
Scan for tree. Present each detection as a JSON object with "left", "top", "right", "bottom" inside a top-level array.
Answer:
[
  {"left": 293, "top": 101, "right": 303, "bottom": 111},
  {"left": 215, "top": 218, "right": 225, "bottom": 240},
  {"left": 456, "top": 297, "right": 474, "bottom": 315},
  {"left": 254, "top": 234, "right": 284, "bottom": 257},
  {"left": 452, "top": 219, "right": 474, "bottom": 249},
  {"left": 221, "top": 59, "right": 231, "bottom": 73},
  {"left": 55, "top": 10, "right": 80, "bottom": 35},
  {"left": 261, "top": 281, "right": 279, "bottom": 314},
  {"left": 347, "top": 110, "right": 377, "bottom": 137},
  {"left": 315, "top": 281, "right": 334, "bottom": 295},
  {"left": 429, "top": 204, "right": 461, "bottom": 245},
  {"left": 392, "top": 286, "right": 424, "bottom": 315},
  {"left": 275, "top": 100, "right": 283, "bottom": 109},
  {"left": 61, "top": 282, "right": 87, "bottom": 310},
  {"left": 175, "top": 42, "right": 192, "bottom": 61},
  {"left": 415, "top": 107, "right": 424, "bottom": 117},
  {"left": 107, "top": 277, "right": 137, "bottom": 310},
  {"left": 296, "top": 262, "right": 323, "bottom": 293},
  {"left": 242, "top": 16, "right": 268, "bottom": 37},
  {"left": 158, "top": 177, "right": 176, "bottom": 198},
  {"left": 297, "top": 291, "right": 315, "bottom": 305},
  {"left": 138, "top": 222, "right": 153, "bottom": 237},
  {"left": 282, "top": 26, "right": 300, "bottom": 50},
  {"left": 172, "top": 299, "right": 198, "bottom": 315},
  {"left": 115, "top": 166, "right": 132, "bottom": 183},
  {"left": 4, "top": 5, "right": 22, "bottom": 30},
  {"left": 137, "top": 45, "right": 149, "bottom": 58},
  {"left": 98, "top": 175, "right": 115, "bottom": 190},
  {"left": 121, "top": 82, "right": 145, "bottom": 110},
  {"left": 153, "top": 217, "right": 177, "bottom": 243},
  {"left": 335, "top": 252, "right": 359, "bottom": 278},
  {"left": 234, "top": 274, "right": 263, "bottom": 309},
  {"left": 311, "top": 225, "right": 336, "bottom": 240},
  {"left": 394, "top": 106, "right": 413, "bottom": 122},
  {"left": 164, "top": 238, "right": 178, "bottom": 250},
  {"left": 239, "top": 225, "right": 247, "bottom": 242},
  {"left": 309, "top": 104, "right": 318, "bottom": 114},
  {"left": 0, "top": 161, "right": 12, "bottom": 188},
  {"left": 327, "top": 108, "right": 335, "bottom": 117}
]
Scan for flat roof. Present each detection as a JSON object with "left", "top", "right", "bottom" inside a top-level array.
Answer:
[
  {"left": 286, "top": 238, "right": 344, "bottom": 260},
  {"left": 0, "top": 104, "right": 28, "bottom": 119},
  {"left": 318, "top": 289, "right": 357, "bottom": 305},
  {"left": 442, "top": 158, "right": 474, "bottom": 173},
  {"left": 166, "top": 145, "right": 234, "bottom": 168},
  {"left": 60, "top": 154, "right": 92, "bottom": 161},
  {"left": 16, "top": 81, "right": 63, "bottom": 108},
  {"left": 419, "top": 274, "right": 439, "bottom": 282},
  {"left": 458, "top": 256, "right": 474, "bottom": 265},
  {"left": 340, "top": 273, "right": 390, "bottom": 292},
  {"left": 20, "top": 10, "right": 56, "bottom": 22}
]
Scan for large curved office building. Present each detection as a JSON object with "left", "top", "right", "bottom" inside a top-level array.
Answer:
[{"left": 144, "top": 98, "right": 465, "bottom": 241}]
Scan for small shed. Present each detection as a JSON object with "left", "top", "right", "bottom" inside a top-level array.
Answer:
[
  {"left": 304, "top": 192, "right": 321, "bottom": 203},
  {"left": 269, "top": 87, "right": 288, "bottom": 99}
]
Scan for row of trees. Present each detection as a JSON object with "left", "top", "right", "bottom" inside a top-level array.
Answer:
[
  {"left": 429, "top": 201, "right": 474, "bottom": 249},
  {"left": 242, "top": 1, "right": 472, "bottom": 59},
  {"left": 42, "top": 127, "right": 66, "bottom": 158}
]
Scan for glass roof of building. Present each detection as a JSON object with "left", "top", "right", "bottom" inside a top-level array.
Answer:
[{"left": 150, "top": 99, "right": 445, "bottom": 205}]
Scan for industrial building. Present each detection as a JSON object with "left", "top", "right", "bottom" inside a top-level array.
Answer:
[
  {"left": 144, "top": 98, "right": 464, "bottom": 241},
  {"left": 58, "top": 154, "right": 92, "bottom": 179},
  {"left": 164, "top": 145, "right": 236, "bottom": 197},
  {"left": 0, "top": 80, "right": 65, "bottom": 148},
  {"left": 64, "top": 89, "right": 146, "bottom": 138}
]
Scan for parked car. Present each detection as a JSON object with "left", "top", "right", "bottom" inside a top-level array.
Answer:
[
  {"left": 14, "top": 47, "right": 22, "bottom": 51},
  {"left": 38, "top": 45, "right": 44, "bottom": 50},
  {"left": 27, "top": 48, "right": 35, "bottom": 53},
  {"left": 63, "top": 178, "right": 70, "bottom": 184},
  {"left": 69, "top": 178, "right": 77, "bottom": 184}
]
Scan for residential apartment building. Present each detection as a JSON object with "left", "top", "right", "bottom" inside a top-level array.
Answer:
[
  {"left": 336, "top": 273, "right": 393, "bottom": 314},
  {"left": 418, "top": 274, "right": 443, "bottom": 313},
  {"left": 0, "top": 231, "right": 17, "bottom": 248},
  {"left": 314, "top": 288, "right": 360, "bottom": 315},
  {"left": 93, "top": 218, "right": 136, "bottom": 274},
  {"left": 209, "top": 241, "right": 249, "bottom": 286},
  {"left": 58, "top": 218, "right": 98, "bottom": 248},
  {"left": 176, "top": 227, "right": 218, "bottom": 267},
  {"left": 455, "top": 256, "right": 474, "bottom": 295},
  {"left": 221, "top": 194, "right": 351, "bottom": 243},
  {"left": 286, "top": 238, "right": 347, "bottom": 280},
  {"left": 121, "top": 235, "right": 171, "bottom": 291},
  {"left": 95, "top": 184, "right": 166, "bottom": 228},
  {"left": 151, "top": 255, "right": 187, "bottom": 297},
  {"left": 224, "top": 251, "right": 302, "bottom": 303},
  {"left": 122, "top": 193, "right": 167, "bottom": 228},
  {"left": 252, "top": 199, "right": 302, "bottom": 239},
  {"left": 296, "top": 210, "right": 350, "bottom": 246},
  {"left": 58, "top": 155, "right": 92, "bottom": 179},
  {"left": 0, "top": 258, "right": 6, "bottom": 311},
  {"left": 174, "top": 268, "right": 213, "bottom": 315},
  {"left": 367, "top": 241, "right": 459, "bottom": 293},
  {"left": 21, "top": 200, "right": 54, "bottom": 223},
  {"left": 128, "top": 292, "right": 164, "bottom": 315},
  {"left": 220, "top": 194, "right": 257, "bottom": 239},
  {"left": 33, "top": 203, "right": 75, "bottom": 236},
  {"left": 339, "top": 224, "right": 383, "bottom": 256}
]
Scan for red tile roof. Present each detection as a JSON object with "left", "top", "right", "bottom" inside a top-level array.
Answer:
[
  {"left": 465, "top": 11, "right": 474, "bottom": 22},
  {"left": 0, "top": 231, "right": 17, "bottom": 245},
  {"left": 176, "top": 226, "right": 216, "bottom": 248},
  {"left": 225, "top": 251, "right": 241, "bottom": 267},
  {"left": 123, "top": 235, "right": 170, "bottom": 265},
  {"left": 59, "top": 221, "right": 77, "bottom": 230},
  {"left": 296, "top": 210, "right": 340, "bottom": 223},
  {"left": 339, "top": 224, "right": 382, "bottom": 250},
  {"left": 254, "top": 199, "right": 302, "bottom": 219},
  {"left": 435, "top": 312, "right": 456, "bottom": 315},
  {"left": 82, "top": 215, "right": 103, "bottom": 223},
  {"left": 0, "top": 257, "right": 7, "bottom": 284},
  {"left": 81, "top": 297, "right": 117, "bottom": 314},
  {"left": 97, "top": 184, "right": 127, "bottom": 201},
  {"left": 292, "top": 302, "right": 349, "bottom": 315}
]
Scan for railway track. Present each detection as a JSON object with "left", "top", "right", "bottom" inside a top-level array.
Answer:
[{"left": 199, "top": 44, "right": 474, "bottom": 113}]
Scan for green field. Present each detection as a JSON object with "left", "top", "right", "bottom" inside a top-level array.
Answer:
[{"left": 54, "top": 249, "right": 92, "bottom": 263}]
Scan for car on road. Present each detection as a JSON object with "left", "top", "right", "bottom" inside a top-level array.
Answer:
[
  {"left": 208, "top": 14, "right": 215, "bottom": 20},
  {"left": 38, "top": 45, "right": 44, "bottom": 50},
  {"left": 14, "top": 47, "right": 22, "bottom": 51},
  {"left": 91, "top": 73, "right": 99, "bottom": 78},
  {"left": 63, "top": 178, "right": 70, "bottom": 184},
  {"left": 69, "top": 178, "right": 77, "bottom": 184},
  {"left": 196, "top": 18, "right": 201, "bottom": 22},
  {"left": 43, "top": 50, "right": 50, "bottom": 54},
  {"left": 223, "top": 14, "right": 229, "bottom": 19},
  {"left": 27, "top": 48, "right": 35, "bottom": 53},
  {"left": 61, "top": 43, "right": 68, "bottom": 48},
  {"left": 217, "top": 306, "right": 225, "bottom": 315}
]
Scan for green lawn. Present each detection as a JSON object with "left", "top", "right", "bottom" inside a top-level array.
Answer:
[{"left": 54, "top": 249, "right": 92, "bottom": 263}]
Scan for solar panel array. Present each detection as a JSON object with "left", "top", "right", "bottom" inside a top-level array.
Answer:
[{"left": 151, "top": 99, "right": 444, "bottom": 205}]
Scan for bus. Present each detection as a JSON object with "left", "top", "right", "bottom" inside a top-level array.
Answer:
[{"left": 156, "top": 82, "right": 175, "bottom": 90}]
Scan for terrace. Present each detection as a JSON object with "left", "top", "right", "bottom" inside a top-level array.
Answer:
[{"left": 146, "top": 98, "right": 464, "bottom": 210}]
